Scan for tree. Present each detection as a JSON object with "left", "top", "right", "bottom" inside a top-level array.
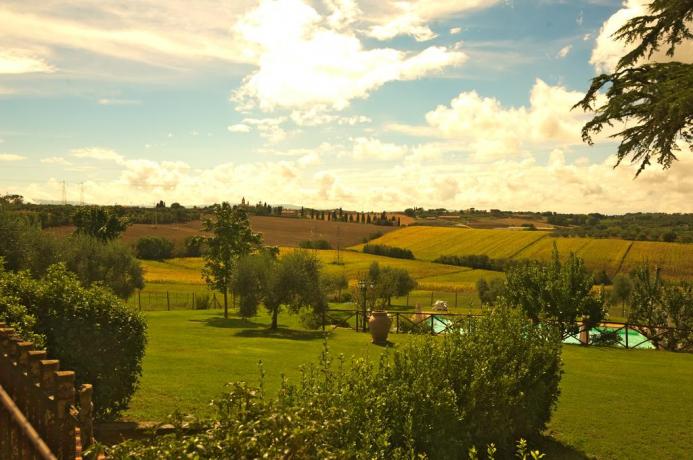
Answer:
[
  {"left": 575, "top": 0, "right": 693, "bottom": 175},
  {"left": 321, "top": 272, "right": 348, "bottom": 302},
  {"left": 476, "top": 277, "right": 505, "bottom": 306},
  {"left": 264, "top": 250, "right": 326, "bottom": 330},
  {"left": 505, "top": 244, "right": 606, "bottom": 338},
  {"left": 200, "top": 203, "right": 263, "bottom": 318},
  {"left": 376, "top": 267, "right": 416, "bottom": 307},
  {"left": 73, "top": 207, "right": 129, "bottom": 241},
  {"left": 629, "top": 264, "right": 693, "bottom": 351},
  {"left": 610, "top": 273, "right": 633, "bottom": 315},
  {"left": 233, "top": 252, "right": 274, "bottom": 319},
  {"left": 135, "top": 236, "right": 174, "bottom": 260}
]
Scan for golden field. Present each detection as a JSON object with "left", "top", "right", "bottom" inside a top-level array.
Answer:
[{"left": 357, "top": 226, "right": 693, "bottom": 279}]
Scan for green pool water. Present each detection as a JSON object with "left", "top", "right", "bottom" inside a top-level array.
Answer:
[{"left": 426, "top": 316, "right": 655, "bottom": 349}]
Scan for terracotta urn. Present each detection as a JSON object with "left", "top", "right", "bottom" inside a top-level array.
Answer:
[{"left": 369, "top": 311, "right": 392, "bottom": 344}]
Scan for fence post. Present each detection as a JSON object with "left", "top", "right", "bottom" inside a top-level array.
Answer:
[
  {"left": 430, "top": 291, "right": 434, "bottom": 307},
  {"left": 192, "top": 292, "right": 196, "bottom": 310},
  {"left": 625, "top": 324, "right": 629, "bottom": 349},
  {"left": 166, "top": 291, "right": 170, "bottom": 311},
  {"left": 406, "top": 295, "right": 409, "bottom": 307},
  {"left": 431, "top": 314, "right": 434, "bottom": 335},
  {"left": 396, "top": 313, "right": 400, "bottom": 333}
]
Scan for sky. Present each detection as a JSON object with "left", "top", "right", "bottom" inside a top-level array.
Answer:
[{"left": 0, "top": 0, "right": 692, "bottom": 213}]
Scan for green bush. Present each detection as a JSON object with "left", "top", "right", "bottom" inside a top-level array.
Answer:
[
  {"left": 108, "top": 307, "right": 560, "bottom": 458},
  {"left": 298, "top": 239, "right": 332, "bottom": 250},
  {"left": 0, "top": 211, "right": 144, "bottom": 299},
  {"left": 362, "top": 244, "right": 414, "bottom": 260},
  {"left": 62, "top": 235, "right": 144, "bottom": 299},
  {"left": 0, "top": 264, "right": 147, "bottom": 421},
  {"left": 193, "top": 292, "right": 211, "bottom": 310},
  {"left": 135, "top": 236, "right": 174, "bottom": 260},
  {"left": 182, "top": 236, "right": 205, "bottom": 257}
]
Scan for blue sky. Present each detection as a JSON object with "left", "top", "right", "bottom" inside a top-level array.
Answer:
[{"left": 1, "top": 0, "right": 692, "bottom": 212}]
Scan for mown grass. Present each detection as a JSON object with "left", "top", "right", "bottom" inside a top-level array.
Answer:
[{"left": 125, "top": 309, "right": 693, "bottom": 460}]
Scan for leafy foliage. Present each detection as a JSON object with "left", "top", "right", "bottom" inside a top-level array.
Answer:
[
  {"left": 366, "top": 261, "right": 417, "bottom": 308},
  {"left": 264, "top": 250, "right": 327, "bottom": 329},
  {"left": 435, "top": 254, "right": 507, "bottom": 271},
  {"left": 135, "top": 236, "right": 174, "bottom": 260},
  {"left": 575, "top": 0, "right": 693, "bottom": 174},
  {"left": 505, "top": 244, "right": 606, "bottom": 337},
  {"left": 628, "top": 264, "right": 693, "bottom": 351},
  {"left": 476, "top": 277, "right": 506, "bottom": 306},
  {"left": 363, "top": 244, "right": 414, "bottom": 259},
  {"left": 62, "top": 234, "right": 144, "bottom": 299},
  {"left": 200, "top": 202, "right": 263, "bottom": 317},
  {"left": 0, "top": 211, "right": 143, "bottom": 298},
  {"left": 0, "top": 264, "right": 147, "bottom": 420},
  {"left": 108, "top": 307, "right": 559, "bottom": 459},
  {"left": 73, "top": 206, "right": 129, "bottom": 241},
  {"left": 298, "top": 239, "right": 332, "bottom": 249}
]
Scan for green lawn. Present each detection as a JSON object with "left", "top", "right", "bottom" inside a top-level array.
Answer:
[{"left": 124, "top": 309, "right": 693, "bottom": 459}]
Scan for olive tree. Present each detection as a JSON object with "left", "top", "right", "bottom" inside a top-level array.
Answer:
[
  {"left": 505, "top": 244, "right": 606, "bottom": 338},
  {"left": 629, "top": 265, "right": 693, "bottom": 351}
]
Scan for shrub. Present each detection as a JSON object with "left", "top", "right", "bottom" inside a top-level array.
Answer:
[
  {"left": 194, "top": 293, "right": 211, "bottom": 310},
  {"left": 183, "top": 236, "right": 205, "bottom": 257},
  {"left": 362, "top": 244, "right": 414, "bottom": 260},
  {"left": 62, "top": 235, "right": 144, "bottom": 299},
  {"left": 108, "top": 307, "right": 560, "bottom": 458},
  {"left": 135, "top": 236, "right": 174, "bottom": 260},
  {"left": 0, "top": 212, "right": 143, "bottom": 300},
  {"left": 298, "top": 307, "right": 323, "bottom": 329},
  {"left": 434, "top": 254, "right": 506, "bottom": 271},
  {"left": 298, "top": 239, "right": 332, "bottom": 250},
  {"left": 0, "top": 264, "right": 147, "bottom": 420}
]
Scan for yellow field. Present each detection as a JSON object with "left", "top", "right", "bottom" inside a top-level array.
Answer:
[
  {"left": 353, "top": 226, "right": 547, "bottom": 260},
  {"left": 356, "top": 226, "right": 693, "bottom": 280},
  {"left": 515, "top": 237, "right": 632, "bottom": 276},
  {"left": 621, "top": 241, "right": 693, "bottom": 279},
  {"left": 139, "top": 248, "right": 487, "bottom": 290}
]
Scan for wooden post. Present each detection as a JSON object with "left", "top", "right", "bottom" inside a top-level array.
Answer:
[
  {"left": 430, "top": 291, "right": 434, "bottom": 307},
  {"left": 396, "top": 313, "right": 400, "bottom": 333},
  {"left": 625, "top": 324, "right": 629, "bottom": 349},
  {"left": 55, "top": 371, "right": 75, "bottom": 458},
  {"left": 406, "top": 295, "right": 409, "bottom": 307},
  {"left": 192, "top": 292, "right": 196, "bottom": 310},
  {"left": 166, "top": 291, "right": 170, "bottom": 311},
  {"left": 78, "top": 384, "right": 94, "bottom": 448}
]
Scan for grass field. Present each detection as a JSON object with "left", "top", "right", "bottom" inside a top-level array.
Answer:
[
  {"left": 124, "top": 309, "right": 693, "bottom": 459},
  {"left": 133, "top": 251, "right": 491, "bottom": 311},
  {"left": 354, "top": 226, "right": 548, "bottom": 260},
  {"left": 138, "top": 250, "right": 499, "bottom": 292},
  {"left": 361, "top": 226, "right": 693, "bottom": 279},
  {"left": 48, "top": 216, "right": 397, "bottom": 249}
]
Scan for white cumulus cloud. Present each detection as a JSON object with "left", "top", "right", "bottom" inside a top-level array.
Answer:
[{"left": 231, "top": 0, "right": 466, "bottom": 116}]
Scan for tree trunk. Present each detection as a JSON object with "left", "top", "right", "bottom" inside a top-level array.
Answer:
[
  {"left": 271, "top": 307, "right": 279, "bottom": 330},
  {"left": 223, "top": 288, "right": 228, "bottom": 319}
]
